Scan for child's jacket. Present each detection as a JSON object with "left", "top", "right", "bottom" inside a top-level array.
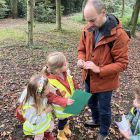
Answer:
[
  {"left": 22, "top": 97, "right": 52, "bottom": 136},
  {"left": 48, "top": 70, "right": 79, "bottom": 119},
  {"left": 126, "top": 107, "right": 140, "bottom": 136},
  {"left": 16, "top": 84, "right": 73, "bottom": 123}
]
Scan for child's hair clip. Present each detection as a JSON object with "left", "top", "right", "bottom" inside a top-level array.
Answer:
[{"left": 37, "top": 77, "right": 46, "bottom": 94}]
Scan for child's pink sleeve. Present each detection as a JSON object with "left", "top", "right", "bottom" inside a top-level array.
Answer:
[
  {"left": 47, "top": 92, "right": 68, "bottom": 107},
  {"left": 16, "top": 105, "right": 25, "bottom": 122}
]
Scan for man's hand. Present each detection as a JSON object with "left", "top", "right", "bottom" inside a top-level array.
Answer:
[
  {"left": 77, "top": 59, "right": 85, "bottom": 69},
  {"left": 84, "top": 61, "right": 100, "bottom": 73},
  {"left": 67, "top": 98, "right": 74, "bottom": 105}
]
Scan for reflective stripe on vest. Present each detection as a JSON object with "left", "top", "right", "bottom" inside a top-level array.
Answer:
[
  {"left": 48, "top": 75, "right": 75, "bottom": 119},
  {"left": 23, "top": 113, "right": 52, "bottom": 135},
  {"left": 22, "top": 105, "right": 52, "bottom": 135},
  {"left": 130, "top": 107, "right": 136, "bottom": 116},
  {"left": 22, "top": 104, "right": 31, "bottom": 117},
  {"left": 49, "top": 75, "right": 74, "bottom": 98},
  {"left": 52, "top": 104, "right": 72, "bottom": 118}
]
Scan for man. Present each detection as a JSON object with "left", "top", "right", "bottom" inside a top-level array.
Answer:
[{"left": 77, "top": 0, "right": 129, "bottom": 140}]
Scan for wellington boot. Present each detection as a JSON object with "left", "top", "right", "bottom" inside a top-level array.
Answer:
[
  {"left": 57, "top": 130, "right": 68, "bottom": 140},
  {"left": 64, "top": 124, "right": 71, "bottom": 136}
]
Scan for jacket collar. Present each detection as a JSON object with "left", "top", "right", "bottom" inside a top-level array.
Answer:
[
  {"left": 86, "top": 14, "right": 121, "bottom": 37},
  {"left": 99, "top": 14, "right": 119, "bottom": 37}
]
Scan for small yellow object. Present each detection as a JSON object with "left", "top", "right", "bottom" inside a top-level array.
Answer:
[
  {"left": 57, "top": 130, "right": 68, "bottom": 140},
  {"left": 64, "top": 124, "right": 71, "bottom": 136}
]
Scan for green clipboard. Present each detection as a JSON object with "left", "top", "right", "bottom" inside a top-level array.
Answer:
[{"left": 64, "top": 90, "right": 91, "bottom": 115}]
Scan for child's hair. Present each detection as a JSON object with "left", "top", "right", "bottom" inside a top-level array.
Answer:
[
  {"left": 25, "top": 74, "right": 48, "bottom": 114},
  {"left": 135, "top": 85, "right": 140, "bottom": 101},
  {"left": 46, "top": 51, "right": 66, "bottom": 73}
]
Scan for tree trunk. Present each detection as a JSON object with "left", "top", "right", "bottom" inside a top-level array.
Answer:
[
  {"left": 131, "top": 0, "right": 140, "bottom": 36},
  {"left": 121, "top": 0, "right": 125, "bottom": 17},
  {"left": 130, "top": 5, "right": 135, "bottom": 25},
  {"left": 27, "top": 0, "right": 34, "bottom": 46},
  {"left": 11, "top": 0, "right": 18, "bottom": 18},
  {"left": 56, "top": 0, "right": 61, "bottom": 30},
  {"left": 82, "top": 0, "right": 87, "bottom": 21}
]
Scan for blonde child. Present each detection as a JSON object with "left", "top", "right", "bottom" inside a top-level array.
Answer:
[
  {"left": 16, "top": 75, "right": 55, "bottom": 140},
  {"left": 118, "top": 85, "right": 140, "bottom": 140},
  {"left": 42, "top": 51, "right": 79, "bottom": 140}
]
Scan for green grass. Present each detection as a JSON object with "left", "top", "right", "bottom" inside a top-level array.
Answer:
[
  {"left": 0, "top": 12, "right": 138, "bottom": 49},
  {"left": 0, "top": 17, "right": 83, "bottom": 49},
  {"left": 34, "top": 22, "right": 56, "bottom": 33},
  {"left": 0, "top": 28, "right": 26, "bottom": 42},
  {"left": 69, "top": 13, "right": 85, "bottom": 23},
  {"left": 32, "top": 20, "right": 83, "bottom": 50},
  {"left": 0, "top": 13, "right": 85, "bottom": 49}
]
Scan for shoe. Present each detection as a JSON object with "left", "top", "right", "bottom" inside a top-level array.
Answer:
[
  {"left": 57, "top": 130, "right": 68, "bottom": 140},
  {"left": 84, "top": 119, "right": 100, "bottom": 128},
  {"left": 97, "top": 134, "right": 107, "bottom": 140},
  {"left": 44, "top": 132, "right": 55, "bottom": 140},
  {"left": 64, "top": 123, "right": 71, "bottom": 136}
]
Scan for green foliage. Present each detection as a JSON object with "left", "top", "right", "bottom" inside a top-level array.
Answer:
[
  {"left": 5, "top": 0, "right": 26, "bottom": 18},
  {"left": 0, "top": 0, "right": 9, "bottom": 18},
  {"left": 104, "top": 0, "right": 135, "bottom": 14},
  {"left": 61, "top": 0, "right": 83, "bottom": 15},
  {"left": 17, "top": 0, "right": 26, "bottom": 17},
  {"left": 119, "top": 16, "right": 131, "bottom": 28},
  {"left": 103, "top": 0, "right": 138, "bottom": 29},
  {"left": 34, "top": 2, "right": 56, "bottom": 23}
]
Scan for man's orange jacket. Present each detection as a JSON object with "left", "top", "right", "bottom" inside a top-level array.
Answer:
[{"left": 78, "top": 15, "right": 130, "bottom": 93}]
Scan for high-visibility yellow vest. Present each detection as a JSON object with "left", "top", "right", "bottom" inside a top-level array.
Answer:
[
  {"left": 48, "top": 74, "right": 75, "bottom": 119},
  {"left": 22, "top": 104, "right": 52, "bottom": 135},
  {"left": 130, "top": 107, "right": 140, "bottom": 136},
  {"left": 130, "top": 107, "right": 136, "bottom": 116}
]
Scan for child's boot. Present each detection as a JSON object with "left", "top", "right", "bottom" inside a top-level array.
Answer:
[
  {"left": 57, "top": 130, "right": 68, "bottom": 140},
  {"left": 63, "top": 123, "right": 71, "bottom": 136}
]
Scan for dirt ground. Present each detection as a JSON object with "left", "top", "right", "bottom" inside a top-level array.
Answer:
[{"left": 0, "top": 19, "right": 140, "bottom": 140}]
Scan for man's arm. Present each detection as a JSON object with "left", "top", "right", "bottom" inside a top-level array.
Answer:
[
  {"left": 77, "top": 30, "right": 86, "bottom": 61},
  {"left": 99, "top": 30, "right": 129, "bottom": 77}
]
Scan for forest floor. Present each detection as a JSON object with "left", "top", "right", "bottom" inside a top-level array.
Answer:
[{"left": 0, "top": 17, "right": 140, "bottom": 140}]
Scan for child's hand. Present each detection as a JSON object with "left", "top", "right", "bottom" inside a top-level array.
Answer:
[
  {"left": 45, "top": 105, "right": 53, "bottom": 113},
  {"left": 61, "top": 90, "right": 66, "bottom": 97},
  {"left": 67, "top": 99, "right": 74, "bottom": 105},
  {"left": 120, "top": 130, "right": 130, "bottom": 140}
]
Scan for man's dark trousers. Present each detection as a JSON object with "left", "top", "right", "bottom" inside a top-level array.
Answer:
[{"left": 85, "top": 76, "right": 112, "bottom": 136}]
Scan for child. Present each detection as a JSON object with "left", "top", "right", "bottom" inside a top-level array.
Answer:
[
  {"left": 42, "top": 51, "right": 79, "bottom": 140},
  {"left": 16, "top": 75, "right": 55, "bottom": 140},
  {"left": 118, "top": 85, "right": 140, "bottom": 140}
]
